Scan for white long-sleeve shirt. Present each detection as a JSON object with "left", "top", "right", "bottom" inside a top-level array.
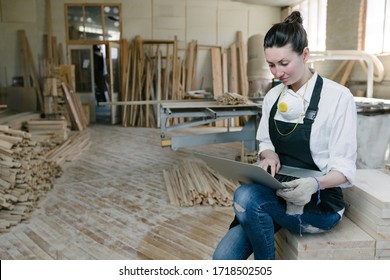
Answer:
[{"left": 257, "top": 71, "right": 357, "bottom": 187}]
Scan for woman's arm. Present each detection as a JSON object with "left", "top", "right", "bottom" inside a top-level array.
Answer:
[{"left": 317, "top": 170, "right": 348, "bottom": 190}]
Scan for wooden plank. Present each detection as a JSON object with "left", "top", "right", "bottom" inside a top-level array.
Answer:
[
  {"left": 51, "top": 36, "right": 58, "bottom": 66},
  {"left": 156, "top": 49, "right": 162, "bottom": 127},
  {"left": 185, "top": 40, "right": 196, "bottom": 92},
  {"left": 353, "top": 169, "right": 390, "bottom": 208},
  {"left": 275, "top": 217, "right": 375, "bottom": 259},
  {"left": 101, "top": 99, "right": 258, "bottom": 108},
  {"left": 45, "top": 0, "right": 53, "bottom": 63},
  {"left": 340, "top": 60, "right": 356, "bottom": 85},
  {"left": 172, "top": 36, "right": 178, "bottom": 100},
  {"left": 237, "top": 31, "right": 248, "bottom": 96},
  {"left": 18, "top": 30, "right": 44, "bottom": 109},
  {"left": 221, "top": 48, "right": 228, "bottom": 94},
  {"left": 330, "top": 60, "right": 349, "bottom": 81},
  {"left": 120, "top": 39, "right": 129, "bottom": 125},
  {"left": 211, "top": 47, "right": 223, "bottom": 97},
  {"left": 145, "top": 58, "right": 151, "bottom": 128},
  {"left": 61, "top": 82, "right": 83, "bottom": 131},
  {"left": 164, "top": 44, "right": 171, "bottom": 100},
  {"left": 229, "top": 43, "right": 239, "bottom": 93},
  {"left": 19, "top": 34, "right": 31, "bottom": 89}
]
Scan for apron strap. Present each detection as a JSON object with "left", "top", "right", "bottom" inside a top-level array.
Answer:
[{"left": 304, "top": 75, "right": 323, "bottom": 124}]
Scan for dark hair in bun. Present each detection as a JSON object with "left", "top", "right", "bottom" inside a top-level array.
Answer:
[{"left": 263, "top": 11, "right": 308, "bottom": 54}]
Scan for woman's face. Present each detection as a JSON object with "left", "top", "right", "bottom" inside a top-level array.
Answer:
[{"left": 264, "top": 44, "right": 309, "bottom": 89}]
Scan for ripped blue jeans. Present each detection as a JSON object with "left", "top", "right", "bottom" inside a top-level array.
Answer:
[{"left": 213, "top": 183, "right": 341, "bottom": 260}]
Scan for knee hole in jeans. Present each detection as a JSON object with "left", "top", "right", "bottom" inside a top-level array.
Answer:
[{"left": 234, "top": 202, "right": 246, "bottom": 213}]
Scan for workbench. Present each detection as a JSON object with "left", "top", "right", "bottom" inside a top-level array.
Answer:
[{"left": 159, "top": 99, "right": 262, "bottom": 151}]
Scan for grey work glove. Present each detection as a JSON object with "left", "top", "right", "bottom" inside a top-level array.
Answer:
[
  {"left": 276, "top": 177, "right": 319, "bottom": 215},
  {"left": 284, "top": 202, "right": 305, "bottom": 215}
]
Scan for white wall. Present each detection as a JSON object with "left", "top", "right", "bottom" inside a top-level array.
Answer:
[
  {"left": 4, "top": 0, "right": 387, "bottom": 99},
  {"left": 0, "top": 0, "right": 280, "bottom": 91}
]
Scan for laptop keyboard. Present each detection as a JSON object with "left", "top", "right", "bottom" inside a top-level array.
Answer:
[{"left": 274, "top": 173, "right": 298, "bottom": 183}]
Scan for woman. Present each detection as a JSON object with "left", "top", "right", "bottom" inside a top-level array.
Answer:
[{"left": 213, "top": 11, "right": 357, "bottom": 260}]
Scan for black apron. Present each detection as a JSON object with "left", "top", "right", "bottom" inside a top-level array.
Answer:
[
  {"left": 269, "top": 75, "right": 344, "bottom": 214},
  {"left": 229, "top": 75, "right": 344, "bottom": 229}
]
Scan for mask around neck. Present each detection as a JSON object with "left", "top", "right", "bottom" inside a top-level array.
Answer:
[{"left": 277, "top": 89, "right": 304, "bottom": 121}]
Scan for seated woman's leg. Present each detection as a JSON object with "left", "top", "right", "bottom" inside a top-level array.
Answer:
[
  {"left": 232, "top": 184, "right": 284, "bottom": 260},
  {"left": 212, "top": 224, "right": 253, "bottom": 260}
]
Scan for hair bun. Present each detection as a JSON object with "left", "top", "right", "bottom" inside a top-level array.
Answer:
[{"left": 284, "top": 11, "right": 303, "bottom": 24}]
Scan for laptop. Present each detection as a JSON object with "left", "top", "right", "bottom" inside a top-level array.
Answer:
[{"left": 195, "top": 153, "right": 324, "bottom": 190}]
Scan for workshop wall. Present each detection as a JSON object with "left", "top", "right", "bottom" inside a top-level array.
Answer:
[
  {"left": 0, "top": 0, "right": 280, "bottom": 92},
  {"left": 0, "top": 0, "right": 389, "bottom": 99}
]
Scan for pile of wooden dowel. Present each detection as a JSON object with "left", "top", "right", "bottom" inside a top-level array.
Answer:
[
  {"left": 163, "top": 158, "right": 239, "bottom": 207},
  {"left": 0, "top": 125, "right": 62, "bottom": 232}
]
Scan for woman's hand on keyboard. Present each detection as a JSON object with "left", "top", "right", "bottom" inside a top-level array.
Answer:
[{"left": 258, "top": 150, "right": 280, "bottom": 177}]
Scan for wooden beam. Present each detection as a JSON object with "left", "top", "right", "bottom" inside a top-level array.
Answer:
[
  {"left": 221, "top": 48, "right": 228, "bottom": 94},
  {"left": 237, "top": 31, "right": 248, "bottom": 96},
  {"left": 229, "top": 43, "right": 239, "bottom": 93},
  {"left": 185, "top": 40, "right": 196, "bottom": 92},
  {"left": 210, "top": 47, "right": 223, "bottom": 97},
  {"left": 46, "top": 0, "right": 53, "bottom": 63},
  {"left": 340, "top": 60, "right": 356, "bottom": 86}
]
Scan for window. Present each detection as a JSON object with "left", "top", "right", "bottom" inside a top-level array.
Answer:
[
  {"left": 288, "top": 0, "right": 328, "bottom": 51},
  {"left": 365, "top": 0, "right": 390, "bottom": 54},
  {"left": 65, "top": 4, "right": 121, "bottom": 43}
]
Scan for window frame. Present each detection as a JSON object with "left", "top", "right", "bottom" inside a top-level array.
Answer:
[
  {"left": 365, "top": 0, "right": 390, "bottom": 54},
  {"left": 64, "top": 3, "right": 122, "bottom": 45},
  {"left": 287, "top": 0, "right": 328, "bottom": 51}
]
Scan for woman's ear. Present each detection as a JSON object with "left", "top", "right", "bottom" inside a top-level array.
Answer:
[{"left": 303, "top": 47, "right": 310, "bottom": 63}]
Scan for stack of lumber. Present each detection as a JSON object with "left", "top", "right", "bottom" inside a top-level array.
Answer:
[
  {"left": 275, "top": 169, "right": 390, "bottom": 260},
  {"left": 18, "top": 1, "right": 78, "bottom": 131},
  {"left": 0, "top": 111, "right": 41, "bottom": 130},
  {"left": 40, "top": 64, "right": 75, "bottom": 119},
  {"left": 275, "top": 217, "right": 375, "bottom": 259},
  {"left": 121, "top": 36, "right": 184, "bottom": 128},
  {"left": 45, "top": 129, "right": 90, "bottom": 166},
  {"left": 343, "top": 169, "right": 390, "bottom": 259},
  {"left": 163, "top": 157, "right": 238, "bottom": 207},
  {"left": 120, "top": 31, "right": 249, "bottom": 128},
  {"left": 26, "top": 118, "right": 69, "bottom": 144},
  {"left": 0, "top": 125, "right": 62, "bottom": 232}
]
